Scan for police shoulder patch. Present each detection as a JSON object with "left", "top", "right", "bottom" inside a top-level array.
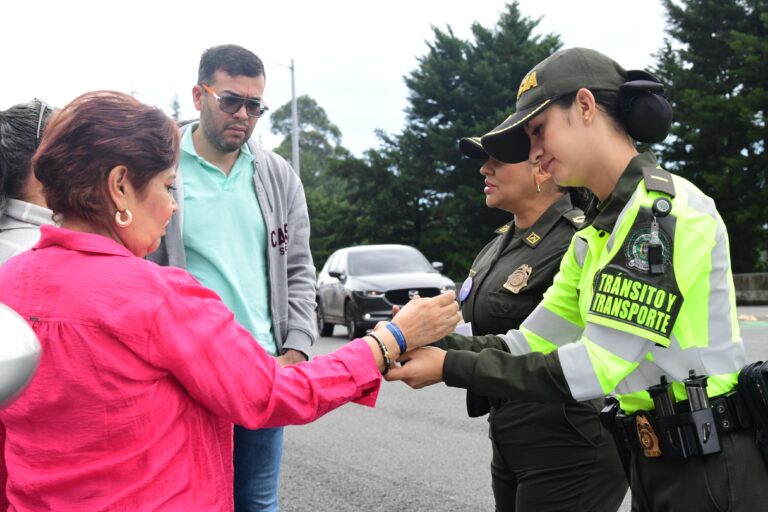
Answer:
[
  {"left": 589, "top": 205, "right": 682, "bottom": 339},
  {"left": 642, "top": 166, "right": 676, "bottom": 197}
]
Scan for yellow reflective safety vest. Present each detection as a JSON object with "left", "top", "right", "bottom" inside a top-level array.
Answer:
[{"left": 510, "top": 152, "right": 745, "bottom": 412}]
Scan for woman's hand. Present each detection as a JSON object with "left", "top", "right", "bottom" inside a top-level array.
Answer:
[
  {"left": 389, "top": 291, "right": 460, "bottom": 350},
  {"left": 385, "top": 347, "right": 446, "bottom": 388}
]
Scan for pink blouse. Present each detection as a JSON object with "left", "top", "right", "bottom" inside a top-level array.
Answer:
[{"left": 0, "top": 226, "right": 381, "bottom": 511}]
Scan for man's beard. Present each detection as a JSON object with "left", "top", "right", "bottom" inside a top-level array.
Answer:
[{"left": 201, "top": 114, "right": 249, "bottom": 154}]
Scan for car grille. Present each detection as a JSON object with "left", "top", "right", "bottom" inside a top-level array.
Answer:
[{"left": 385, "top": 287, "right": 441, "bottom": 305}]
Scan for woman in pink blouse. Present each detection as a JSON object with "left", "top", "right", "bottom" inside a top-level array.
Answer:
[{"left": 0, "top": 91, "right": 460, "bottom": 511}]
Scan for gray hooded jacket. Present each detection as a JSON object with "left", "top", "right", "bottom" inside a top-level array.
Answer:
[{"left": 148, "top": 124, "right": 316, "bottom": 356}]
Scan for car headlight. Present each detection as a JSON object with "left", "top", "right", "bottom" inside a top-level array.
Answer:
[{"left": 355, "top": 290, "right": 386, "bottom": 298}]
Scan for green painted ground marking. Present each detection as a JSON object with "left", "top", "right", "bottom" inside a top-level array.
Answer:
[{"left": 740, "top": 321, "right": 768, "bottom": 329}]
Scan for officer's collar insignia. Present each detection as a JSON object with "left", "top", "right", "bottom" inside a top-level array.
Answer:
[
  {"left": 572, "top": 215, "right": 586, "bottom": 224},
  {"left": 503, "top": 264, "right": 532, "bottom": 294},
  {"left": 635, "top": 412, "right": 662, "bottom": 458},
  {"left": 525, "top": 232, "right": 541, "bottom": 245},
  {"left": 495, "top": 222, "right": 513, "bottom": 234}
]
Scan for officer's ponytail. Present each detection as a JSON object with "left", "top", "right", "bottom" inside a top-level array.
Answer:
[
  {"left": 619, "top": 70, "right": 673, "bottom": 143},
  {"left": 562, "top": 187, "right": 593, "bottom": 211}
]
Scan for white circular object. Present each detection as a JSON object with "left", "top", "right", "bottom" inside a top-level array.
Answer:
[{"left": 0, "top": 303, "right": 41, "bottom": 409}]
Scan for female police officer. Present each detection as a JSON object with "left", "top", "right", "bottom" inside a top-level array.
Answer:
[
  {"left": 452, "top": 136, "right": 626, "bottom": 511},
  {"left": 389, "top": 48, "right": 768, "bottom": 511}
]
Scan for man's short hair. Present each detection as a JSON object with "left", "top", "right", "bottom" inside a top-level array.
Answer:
[{"left": 198, "top": 44, "right": 265, "bottom": 85}]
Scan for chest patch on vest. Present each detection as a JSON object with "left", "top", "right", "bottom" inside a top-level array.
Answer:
[
  {"left": 590, "top": 267, "right": 682, "bottom": 337},
  {"left": 589, "top": 206, "right": 682, "bottom": 338}
]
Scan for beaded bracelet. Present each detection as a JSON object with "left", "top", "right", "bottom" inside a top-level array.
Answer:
[
  {"left": 386, "top": 322, "right": 407, "bottom": 355},
  {"left": 369, "top": 331, "right": 391, "bottom": 375}
]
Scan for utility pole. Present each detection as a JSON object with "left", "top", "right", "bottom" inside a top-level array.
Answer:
[
  {"left": 264, "top": 57, "right": 300, "bottom": 176},
  {"left": 290, "top": 59, "right": 300, "bottom": 176}
]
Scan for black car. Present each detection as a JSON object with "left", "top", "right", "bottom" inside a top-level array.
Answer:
[{"left": 316, "top": 244, "right": 456, "bottom": 339}]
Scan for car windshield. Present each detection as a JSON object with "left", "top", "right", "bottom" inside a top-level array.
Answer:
[{"left": 347, "top": 248, "right": 434, "bottom": 275}]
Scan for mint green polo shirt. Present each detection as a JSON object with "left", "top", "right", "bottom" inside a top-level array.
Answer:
[{"left": 180, "top": 125, "right": 276, "bottom": 355}]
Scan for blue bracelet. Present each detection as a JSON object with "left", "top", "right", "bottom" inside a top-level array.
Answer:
[{"left": 386, "top": 322, "right": 407, "bottom": 355}]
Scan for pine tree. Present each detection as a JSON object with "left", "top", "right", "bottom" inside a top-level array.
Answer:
[
  {"left": 378, "top": 1, "right": 562, "bottom": 277},
  {"left": 169, "top": 93, "right": 181, "bottom": 122},
  {"left": 654, "top": 0, "right": 768, "bottom": 271}
]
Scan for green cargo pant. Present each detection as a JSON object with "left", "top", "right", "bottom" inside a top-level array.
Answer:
[{"left": 488, "top": 398, "right": 628, "bottom": 512}]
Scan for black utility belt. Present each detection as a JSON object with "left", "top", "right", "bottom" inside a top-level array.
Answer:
[{"left": 616, "top": 390, "right": 751, "bottom": 461}]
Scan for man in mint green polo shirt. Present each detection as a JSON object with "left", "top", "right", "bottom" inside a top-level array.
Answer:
[
  {"left": 149, "top": 44, "right": 316, "bottom": 512},
  {"left": 180, "top": 122, "right": 278, "bottom": 356}
]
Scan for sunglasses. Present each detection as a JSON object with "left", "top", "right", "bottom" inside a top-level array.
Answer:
[
  {"left": 201, "top": 84, "right": 269, "bottom": 118},
  {"left": 35, "top": 98, "right": 51, "bottom": 145}
]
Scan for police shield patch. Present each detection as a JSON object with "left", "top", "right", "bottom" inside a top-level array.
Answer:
[
  {"left": 503, "top": 265, "right": 532, "bottom": 294},
  {"left": 625, "top": 227, "right": 672, "bottom": 272}
]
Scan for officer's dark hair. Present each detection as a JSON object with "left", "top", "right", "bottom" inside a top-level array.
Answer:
[
  {"left": 560, "top": 186, "right": 593, "bottom": 211},
  {"left": 555, "top": 90, "right": 623, "bottom": 132},
  {"left": 198, "top": 44, "right": 265, "bottom": 85},
  {"left": 555, "top": 84, "right": 673, "bottom": 144},
  {"left": 0, "top": 99, "right": 54, "bottom": 212}
]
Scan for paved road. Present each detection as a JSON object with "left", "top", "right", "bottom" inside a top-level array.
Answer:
[{"left": 278, "top": 307, "right": 768, "bottom": 511}]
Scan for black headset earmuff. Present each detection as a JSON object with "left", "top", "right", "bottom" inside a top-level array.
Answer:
[{"left": 619, "top": 70, "right": 673, "bottom": 143}]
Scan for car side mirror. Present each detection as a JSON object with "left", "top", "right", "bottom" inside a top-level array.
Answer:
[
  {"left": 431, "top": 261, "right": 444, "bottom": 272},
  {"left": 329, "top": 270, "right": 346, "bottom": 281}
]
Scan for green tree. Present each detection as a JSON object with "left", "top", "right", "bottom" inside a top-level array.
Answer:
[
  {"left": 269, "top": 95, "right": 347, "bottom": 188},
  {"left": 376, "top": 2, "right": 562, "bottom": 277},
  {"left": 269, "top": 95, "right": 363, "bottom": 269},
  {"left": 266, "top": 4, "right": 565, "bottom": 277},
  {"left": 169, "top": 93, "right": 181, "bottom": 122},
  {"left": 654, "top": 0, "right": 768, "bottom": 271}
]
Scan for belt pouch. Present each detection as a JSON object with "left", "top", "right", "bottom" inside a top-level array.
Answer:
[{"left": 738, "top": 361, "right": 768, "bottom": 467}]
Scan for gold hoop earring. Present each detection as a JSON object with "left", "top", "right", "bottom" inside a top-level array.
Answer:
[
  {"left": 115, "top": 209, "right": 133, "bottom": 228},
  {"left": 536, "top": 182, "right": 541, "bottom": 193}
]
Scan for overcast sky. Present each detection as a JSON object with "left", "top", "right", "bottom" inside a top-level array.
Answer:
[{"left": 2, "top": 0, "right": 668, "bottom": 156}]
